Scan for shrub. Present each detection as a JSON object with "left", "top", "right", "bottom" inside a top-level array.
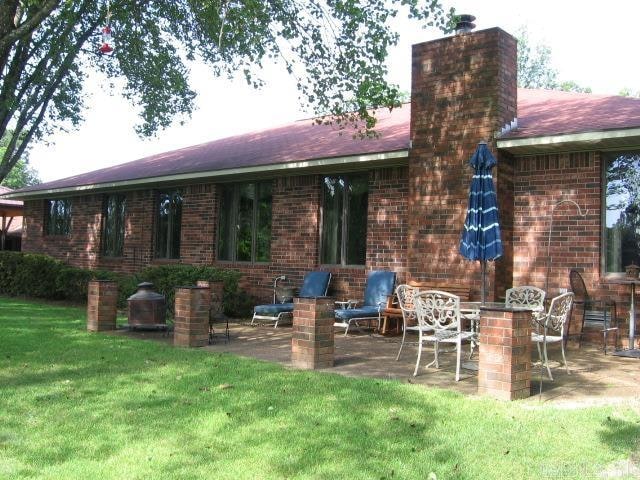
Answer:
[
  {"left": 0, "top": 252, "right": 245, "bottom": 316},
  {"left": 0, "top": 252, "right": 137, "bottom": 307},
  {"left": 136, "top": 264, "right": 242, "bottom": 317},
  {"left": 0, "top": 252, "right": 63, "bottom": 298}
]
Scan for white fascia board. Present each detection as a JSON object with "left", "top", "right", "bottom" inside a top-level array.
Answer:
[
  {"left": 4, "top": 150, "right": 409, "bottom": 200},
  {"left": 496, "top": 127, "right": 640, "bottom": 151}
]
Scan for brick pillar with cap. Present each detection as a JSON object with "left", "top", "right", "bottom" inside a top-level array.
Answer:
[
  {"left": 87, "top": 280, "right": 118, "bottom": 332},
  {"left": 477, "top": 306, "right": 532, "bottom": 400},
  {"left": 174, "top": 286, "right": 210, "bottom": 347},
  {"left": 291, "top": 297, "right": 335, "bottom": 369}
]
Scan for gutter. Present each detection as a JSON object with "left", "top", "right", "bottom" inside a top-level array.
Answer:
[
  {"left": 497, "top": 127, "right": 640, "bottom": 152},
  {"left": 2, "top": 149, "right": 409, "bottom": 200}
]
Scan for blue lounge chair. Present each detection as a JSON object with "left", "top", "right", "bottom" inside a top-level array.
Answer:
[
  {"left": 251, "top": 271, "right": 332, "bottom": 327},
  {"left": 334, "top": 270, "right": 397, "bottom": 336}
]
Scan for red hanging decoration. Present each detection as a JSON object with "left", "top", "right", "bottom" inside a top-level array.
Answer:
[
  {"left": 98, "top": 1, "right": 114, "bottom": 55},
  {"left": 99, "top": 25, "right": 114, "bottom": 54}
]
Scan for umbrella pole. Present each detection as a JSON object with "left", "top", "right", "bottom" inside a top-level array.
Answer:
[{"left": 481, "top": 260, "right": 487, "bottom": 304}]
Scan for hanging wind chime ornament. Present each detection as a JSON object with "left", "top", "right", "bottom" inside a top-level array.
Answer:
[{"left": 98, "top": 1, "right": 114, "bottom": 55}]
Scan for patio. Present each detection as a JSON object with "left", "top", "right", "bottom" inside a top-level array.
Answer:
[{"left": 118, "top": 321, "right": 640, "bottom": 407}]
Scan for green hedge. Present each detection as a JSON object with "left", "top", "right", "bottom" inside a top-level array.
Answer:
[
  {"left": 0, "top": 252, "right": 248, "bottom": 317},
  {"left": 137, "top": 264, "right": 245, "bottom": 317}
]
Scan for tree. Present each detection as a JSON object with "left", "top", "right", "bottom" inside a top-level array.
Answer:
[
  {"left": 0, "top": 130, "right": 39, "bottom": 188},
  {"left": 619, "top": 87, "right": 640, "bottom": 98},
  {"left": 0, "top": 1, "right": 453, "bottom": 183},
  {"left": 516, "top": 27, "right": 590, "bottom": 92},
  {"left": 1, "top": 159, "right": 40, "bottom": 188},
  {"left": 516, "top": 27, "right": 558, "bottom": 90}
]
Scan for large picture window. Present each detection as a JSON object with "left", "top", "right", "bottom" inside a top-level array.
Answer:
[
  {"left": 604, "top": 151, "right": 640, "bottom": 273},
  {"left": 155, "top": 190, "right": 183, "bottom": 259},
  {"left": 45, "top": 199, "right": 71, "bottom": 235},
  {"left": 217, "top": 182, "right": 272, "bottom": 262},
  {"left": 101, "top": 194, "right": 126, "bottom": 257},
  {"left": 320, "top": 174, "right": 368, "bottom": 265}
]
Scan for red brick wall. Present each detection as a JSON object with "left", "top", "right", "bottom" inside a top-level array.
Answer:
[
  {"left": 22, "top": 169, "right": 408, "bottom": 305},
  {"left": 22, "top": 195, "right": 102, "bottom": 269},
  {"left": 211, "top": 168, "right": 409, "bottom": 303},
  {"left": 408, "top": 28, "right": 517, "bottom": 300},
  {"left": 512, "top": 151, "right": 632, "bottom": 334},
  {"left": 367, "top": 167, "right": 409, "bottom": 283},
  {"left": 180, "top": 184, "right": 216, "bottom": 265}
]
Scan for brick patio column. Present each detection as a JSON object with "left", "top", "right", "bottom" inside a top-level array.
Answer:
[
  {"left": 477, "top": 306, "right": 532, "bottom": 400},
  {"left": 174, "top": 286, "right": 210, "bottom": 347},
  {"left": 87, "top": 280, "right": 118, "bottom": 332},
  {"left": 291, "top": 297, "right": 334, "bottom": 369}
]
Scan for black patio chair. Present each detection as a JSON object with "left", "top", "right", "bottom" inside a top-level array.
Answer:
[{"left": 569, "top": 269, "right": 619, "bottom": 354}]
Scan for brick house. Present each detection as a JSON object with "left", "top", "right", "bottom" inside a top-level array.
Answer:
[{"left": 3, "top": 27, "right": 640, "bottom": 340}]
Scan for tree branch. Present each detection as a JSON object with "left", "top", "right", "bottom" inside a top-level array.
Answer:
[{"left": 0, "top": 0, "right": 60, "bottom": 53}]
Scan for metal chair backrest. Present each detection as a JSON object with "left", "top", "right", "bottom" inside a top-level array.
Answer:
[
  {"left": 395, "top": 284, "right": 419, "bottom": 322},
  {"left": 542, "top": 292, "right": 574, "bottom": 335},
  {"left": 505, "top": 286, "right": 546, "bottom": 311},
  {"left": 413, "top": 290, "right": 461, "bottom": 332},
  {"left": 569, "top": 269, "right": 589, "bottom": 304}
]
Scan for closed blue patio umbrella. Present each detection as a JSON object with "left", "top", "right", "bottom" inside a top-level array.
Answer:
[{"left": 459, "top": 142, "right": 503, "bottom": 303}]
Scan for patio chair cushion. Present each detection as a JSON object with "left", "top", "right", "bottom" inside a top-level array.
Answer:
[
  {"left": 363, "top": 271, "right": 397, "bottom": 307},
  {"left": 254, "top": 303, "right": 294, "bottom": 316},
  {"left": 334, "top": 306, "right": 381, "bottom": 322},
  {"left": 299, "top": 271, "right": 332, "bottom": 298}
]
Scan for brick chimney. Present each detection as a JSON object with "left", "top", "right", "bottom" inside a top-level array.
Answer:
[{"left": 407, "top": 26, "right": 517, "bottom": 300}]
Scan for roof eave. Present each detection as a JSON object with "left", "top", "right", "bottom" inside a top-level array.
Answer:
[
  {"left": 3, "top": 149, "right": 409, "bottom": 200},
  {"left": 496, "top": 127, "right": 640, "bottom": 155}
]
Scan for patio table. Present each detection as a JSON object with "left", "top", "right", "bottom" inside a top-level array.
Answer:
[{"left": 605, "top": 278, "right": 640, "bottom": 357}]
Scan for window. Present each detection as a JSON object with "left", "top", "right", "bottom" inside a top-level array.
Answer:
[
  {"left": 217, "top": 182, "right": 272, "bottom": 262},
  {"left": 603, "top": 151, "right": 640, "bottom": 273},
  {"left": 45, "top": 199, "right": 71, "bottom": 235},
  {"left": 101, "top": 194, "right": 126, "bottom": 257},
  {"left": 155, "top": 190, "right": 183, "bottom": 259},
  {"left": 321, "top": 174, "right": 368, "bottom": 265}
]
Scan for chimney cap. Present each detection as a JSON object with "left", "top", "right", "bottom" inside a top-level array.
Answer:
[{"left": 455, "top": 14, "right": 476, "bottom": 34}]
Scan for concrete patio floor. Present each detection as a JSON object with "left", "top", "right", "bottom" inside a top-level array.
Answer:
[{"left": 118, "top": 320, "right": 640, "bottom": 408}]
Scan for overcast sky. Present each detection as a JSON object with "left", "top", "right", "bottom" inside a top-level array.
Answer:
[{"left": 29, "top": 0, "right": 640, "bottom": 181}]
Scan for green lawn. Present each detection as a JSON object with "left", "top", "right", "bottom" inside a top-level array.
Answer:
[{"left": 0, "top": 296, "right": 638, "bottom": 479}]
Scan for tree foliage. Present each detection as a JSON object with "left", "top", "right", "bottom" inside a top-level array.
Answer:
[
  {"left": 516, "top": 27, "right": 590, "bottom": 93},
  {"left": 0, "top": 130, "right": 40, "bottom": 188},
  {"left": 0, "top": 1, "right": 453, "bottom": 183},
  {"left": 619, "top": 87, "right": 640, "bottom": 98},
  {"left": 1, "top": 159, "right": 40, "bottom": 188}
]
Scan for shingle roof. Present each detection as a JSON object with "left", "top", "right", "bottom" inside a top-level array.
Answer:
[
  {"left": 6, "top": 88, "right": 640, "bottom": 196},
  {"left": 507, "top": 88, "right": 640, "bottom": 139},
  {"left": 14, "top": 106, "right": 411, "bottom": 194},
  {"left": 0, "top": 186, "right": 23, "bottom": 222}
]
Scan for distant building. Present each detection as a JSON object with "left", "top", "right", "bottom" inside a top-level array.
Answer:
[{"left": 0, "top": 186, "right": 23, "bottom": 251}]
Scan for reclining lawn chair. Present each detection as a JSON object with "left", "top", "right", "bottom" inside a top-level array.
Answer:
[
  {"left": 251, "top": 271, "right": 332, "bottom": 327},
  {"left": 334, "top": 270, "right": 396, "bottom": 336}
]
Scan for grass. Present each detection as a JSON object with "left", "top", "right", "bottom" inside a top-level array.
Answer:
[{"left": 0, "top": 296, "right": 639, "bottom": 479}]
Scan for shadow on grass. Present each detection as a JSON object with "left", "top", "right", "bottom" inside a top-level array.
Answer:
[{"left": 1, "top": 296, "right": 639, "bottom": 479}]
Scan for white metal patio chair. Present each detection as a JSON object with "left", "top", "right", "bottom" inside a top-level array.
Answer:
[
  {"left": 531, "top": 292, "right": 574, "bottom": 381},
  {"left": 412, "top": 290, "right": 475, "bottom": 381},
  {"left": 505, "top": 286, "right": 546, "bottom": 312},
  {"left": 394, "top": 284, "right": 434, "bottom": 361}
]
